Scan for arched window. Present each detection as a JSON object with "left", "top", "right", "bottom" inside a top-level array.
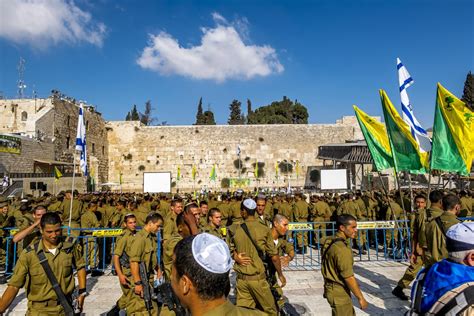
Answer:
[{"left": 21, "top": 111, "right": 28, "bottom": 121}]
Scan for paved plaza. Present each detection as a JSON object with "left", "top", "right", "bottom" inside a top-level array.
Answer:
[{"left": 0, "top": 260, "right": 410, "bottom": 315}]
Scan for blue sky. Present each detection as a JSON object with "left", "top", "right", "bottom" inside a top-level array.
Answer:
[{"left": 1, "top": 0, "right": 472, "bottom": 127}]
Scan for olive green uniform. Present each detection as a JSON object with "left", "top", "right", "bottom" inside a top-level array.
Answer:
[
  {"left": 293, "top": 200, "right": 309, "bottom": 249},
  {"left": 385, "top": 201, "right": 404, "bottom": 247},
  {"left": 202, "top": 300, "right": 266, "bottom": 315},
  {"left": 229, "top": 218, "right": 278, "bottom": 315},
  {"left": 8, "top": 239, "right": 85, "bottom": 315},
  {"left": 127, "top": 229, "right": 159, "bottom": 315},
  {"left": 272, "top": 236, "right": 294, "bottom": 308},
  {"left": 311, "top": 200, "right": 331, "bottom": 241},
  {"left": 81, "top": 209, "right": 100, "bottom": 268},
  {"left": 460, "top": 196, "right": 472, "bottom": 217},
  {"left": 202, "top": 224, "right": 225, "bottom": 240},
  {"left": 113, "top": 228, "right": 135, "bottom": 310},
  {"left": 60, "top": 199, "right": 83, "bottom": 237},
  {"left": 163, "top": 212, "right": 178, "bottom": 242},
  {"left": 424, "top": 211, "right": 460, "bottom": 267},
  {"left": 161, "top": 233, "right": 182, "bottom": 316},
  {"left": 321, "top": 232, "right": 355, "bottom": 316}
]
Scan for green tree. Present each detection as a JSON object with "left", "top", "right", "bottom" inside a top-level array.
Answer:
[
  {"left": 195, "top": 97, "right": 205, "bottom": 125},
  {"left": 140, "top": 100, "right": 156, "bottom": 125},
  {"left": 228, "top": 99, "right": 244, "bottom": 125},
  {"left": 125, "top": 111, "right": 131, "bottom": 121},
  {"left": 462, "top": 71, "right": 474, "bottom": 111},
  {"left": 251, "top": 96, "right": 309, "bottom": 124},
  {"left": 202, "top": 110, "right": 216, "bottom": 125},
  {"left": 246, "top": 99, "right": 254, "bottom": 124},
  {"left": 130, "top": 104, "right": 140, "bottom": 121}
]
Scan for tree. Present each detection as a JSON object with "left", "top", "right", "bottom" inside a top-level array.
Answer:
[
  {"left": 228, "top": 99, "right": 244, "bottom": 125},
  {"left": 130, "top": 105, "right": 140, "bottom": 121},
  {"left": 202, "top": 110, "right": 216, "bottom": 125},
  {"left": 140, "top": 100, "right": 156, "bottom": 125},
  {"left": 250, "top": 96, "right": 309, "bottom": 124},
  {"left": 462, "top": 71, "right": 474, "bottom": 111},
  {"left": 195, "top": 97, "right": 205, "bottom": 125},
  {"left": 246, "top": 99, "right": 254, "bottom": 124},
  {"left": 125, "top": 112, "right": 131, "bottom": 121}
]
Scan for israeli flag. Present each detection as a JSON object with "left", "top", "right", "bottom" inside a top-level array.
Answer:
[
  {"left": 75, "top": 105, "right": 88, "bottom": 175},
  {"left": 397, "top": 58, "right": 431, "bottom": 153}
]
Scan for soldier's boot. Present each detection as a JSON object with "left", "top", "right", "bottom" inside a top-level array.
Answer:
[{"left": 391, "top": 285, "right": 409, "bottom": 300}]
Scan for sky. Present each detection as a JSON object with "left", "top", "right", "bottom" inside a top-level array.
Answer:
[{"left": 0, "top": 0, "right": 473, "bottom": 127}]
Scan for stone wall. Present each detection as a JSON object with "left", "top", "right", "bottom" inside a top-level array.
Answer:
[{"left": 107, "top": 120, "right": 361, "bottom": 192}]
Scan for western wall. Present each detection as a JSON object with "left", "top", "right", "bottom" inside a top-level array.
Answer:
[{"left": 107, "top": 116, "right": 364, "bottom": 192}]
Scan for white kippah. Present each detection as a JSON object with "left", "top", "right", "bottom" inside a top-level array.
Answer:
[
  {"left": 243, "top": 198, "right": 256, "bottom": 210},
  {"left": 446, "top": 222, "right": 474, "bottom": 252},
  {"left": 192, "top": 233, "right": 232, "bottom": 274}
]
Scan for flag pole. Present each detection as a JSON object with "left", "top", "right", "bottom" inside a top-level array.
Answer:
[{"left": 68, "top": 152, "right": 77, "bottom": 236}]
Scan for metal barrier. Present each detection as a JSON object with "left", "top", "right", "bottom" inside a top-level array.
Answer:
[
  {"left": 1, "top": 227, "right": 162, "bottom": 275},
  {"left": 286, "top": 220, "right": 412, "bottom": 270}
]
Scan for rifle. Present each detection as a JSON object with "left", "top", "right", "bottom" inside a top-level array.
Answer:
[
  {"left": 138, "top": 262, "right": 153, "bottom": 315},
  {"left": 154, "top": 282, "right": 186, "bottom": 316}
]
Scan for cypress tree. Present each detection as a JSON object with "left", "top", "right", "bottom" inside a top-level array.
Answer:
[{"left": 462, "top": 71, "right": 474, "bottom": 111}]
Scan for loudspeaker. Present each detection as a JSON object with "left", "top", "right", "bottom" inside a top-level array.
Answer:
[
  {"left": 42, "top": 184, "right": 47, "bottom": 191},
  {"left": 37, "top": 182, "right": 44, "bottom": 190},
  {"left": 30, "top": 182, "right": 37, "bottom": 190}
]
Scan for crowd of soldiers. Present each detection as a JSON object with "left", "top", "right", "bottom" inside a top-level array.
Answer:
[{"left": 0, "top": 187, "right": 472, "bottom": 315}]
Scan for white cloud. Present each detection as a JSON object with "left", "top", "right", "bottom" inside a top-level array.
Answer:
[
  {"left": 0, "top": 0, "right": 106, "bottom": 48},
  {"left": 136, "top": 13, "right": 283, "bottom": 82}
]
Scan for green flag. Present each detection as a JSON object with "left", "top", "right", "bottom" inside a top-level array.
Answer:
[
  {"left": 54, "top": 166, "right": 63, "bottom": 182},
  {"left": 380, "top": 90, "right": 429, "bottom": 173},
  {"left": 210, "top": 164, "right": 217, "bottom": 181},
  {"left": 431, "top": 83, "right": 474, "bottom": 175},
  {"left": 353, "top": 105, "right": 394, "bottom": 171}
]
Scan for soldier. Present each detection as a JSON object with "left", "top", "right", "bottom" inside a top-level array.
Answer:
[
  {"left": 0, "top": 199, "right": 13, "bottom": 271},
  {"left": 198, "top": 201, "right": 209, "bottom": 229},
  {"left": 171, "top": 234, "right": 265, "bottom": 315},
  {"left": 424, "top": 194, "right": 461, "bottom": 267},
  {"left": 229, "top": 190, "right": 244, "bottom": 226},
  {"left": 321, "top": 214, "right": 368, "bottom": 315},
  {"left": 108, "top": 213, "right": 137, "bottom": 315},
  {"left": 311, "top": 195, "right": 331, "bottom": 242},
  {"left": 256, "top": 195, "right": 272, "bottom": 228},
  {"left": 293, "top": 193, "right": 309, "bottom": 254},
  {"left": 385, "top": 195, "right": 404, "bottom": 248},
  {"left": 229, "top": 199, "right": 286, "bottom": 315},
  {"left": 81, "top": 199, "right": 101, "bottom": 271},
  {"left": 459, "top": 190, "right": 472, "bottom": 217},
  {"left": 12, "top": 205, "right": 46, "bottom": 252},
  {"left": 202, "top": 208, "right": 225, "bottom": 240},
  {"left": 162, "top": 199, "right": 183, "bottom": 242},
  {"left": 270, "top": 214, "right": 294, "bottom": 310},
  {"left": 0, "top": 212, "right": 87, "bottom": 315},
  {"left": 127, "top": 212, "right": 163, "bottom": 315},
  {"left": 392, "top": 194, "right": 427, "bottom": 300},
  {"left": 47, "top": 192, "right": 64, "bottom": 212},
  {"left": 60, "top": 190, "right": 83, "bottom": 237},
  {"left": 110, "top": 199, "right": 128, "bottom": 228}
]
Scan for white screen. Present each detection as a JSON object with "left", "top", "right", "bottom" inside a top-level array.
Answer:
[
  {"left": 143, "top": 172, "right": 171, "bottom": 193},
  {"left": 320, "top": 169, "right": 348, "bottom": 190}
]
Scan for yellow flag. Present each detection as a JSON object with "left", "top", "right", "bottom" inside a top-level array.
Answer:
[
  {"left": 54, "top": 166, "right": 63, "bottom": 182},
  {"left": 254, "top": 160, "right": 259, "bottom": 178},
  {"left": 275, "top": 162, "right": 279, "bottom": 179},
  {"left": 295, "top": 161, "right": 300, "bottom": 178},
  {"left": 192, "top": 165, "right": 197, "bottom": 180}
]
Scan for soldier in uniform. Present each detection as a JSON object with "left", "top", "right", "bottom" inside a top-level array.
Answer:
[
  {"left": 229, "top": 199, "right": 286, "bottom": 315},
  {"left": 459, "top": 190, "right": 472, "bottom": 217},
  {"left": 256, "top": 195, "right": 272, "bottom": 228},
  {"left": 293, "top": 193, "right": 309, "bottom": 253},
  {"left": 392, "top": 194, "right": 427, "bottom": 300},
  {"left": 198, "top": 201, "right": 209, "bottom": 229},
  {"left": 12, "top": 205, "right": 46, "bottom": 252},
  {"left": 60, "top": 190, "right": 83, "bottom": 237},
  {"left": 171, "top": 234, "right": 265, "bottom": 315},
  {"left": 270, "top": 214, "right": 294, "bottom": 309},
  {"left": 202, "top": 208, "right": 225, "bottom": 240},
  {"left": 0, "top": 212, "right": 87, "bottom": 315},
  {"left": 162, "top": 199, "right": 183, "bottom": 242},
  {"left": 109, "top": 213, "right": 137, "bottom": 315},
  {"left": 424, "top": 194, "right": 461, "bottom": 267},
  {"left": 0, "top": 199, "right": 12, "bottom": 270},
  {"left": 385, "top": 195, "right": 404, "bottom": 248},
  {"left": 81, "top": 198, "right": 101, "bottom": 271},
  {"left": 127, "top": 212, "right": 164, "bottom": 315},
  {"left": 321, "top": 214, "right": 368, "bottom": 315},
  {"left": 311, "top": 195, "right": 331, "bottom": 243}
]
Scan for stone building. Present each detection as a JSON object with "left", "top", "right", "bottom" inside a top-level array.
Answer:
[{"left": 0, "top": 94, "right": 108, "bottom": 194}]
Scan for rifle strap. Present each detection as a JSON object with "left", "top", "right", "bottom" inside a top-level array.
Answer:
[
  {"left": 434, "top": 216, "right": 447, "bottom": 237},
  {"left": 240, "top": 223, "right": 265, "bottom": 263},
  {"left": 34, "top": 242, "right": 75, "bottom": 316}
]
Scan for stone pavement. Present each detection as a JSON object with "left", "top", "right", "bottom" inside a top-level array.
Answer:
[{"left": 0, "top": 261, "right": 411, "bottom": 315}]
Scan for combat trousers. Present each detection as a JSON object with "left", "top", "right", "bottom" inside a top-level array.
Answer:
[
  {"left": 117, "top": 270, "right": 133, "bottom": 310},
  {"left": 236, "top": 275, "right": 277, "bottom": 316},
  {"left": 324, "top": 282, "right": 355, "bottom": 316},
  {"left": 313, "top": 218, "right": 326, "bottom": 243},
  {"left": 126, "top": 279, "right": 159, "bottom": 316},
  {"left": 295, "top": 219, "right": 308, "bottom": 248},
  {"left": 397, "top": 255, "right": 423, "bottom": 289},
  {"left": 83, "top": 236, "right": 98, "bottom": 268}
]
